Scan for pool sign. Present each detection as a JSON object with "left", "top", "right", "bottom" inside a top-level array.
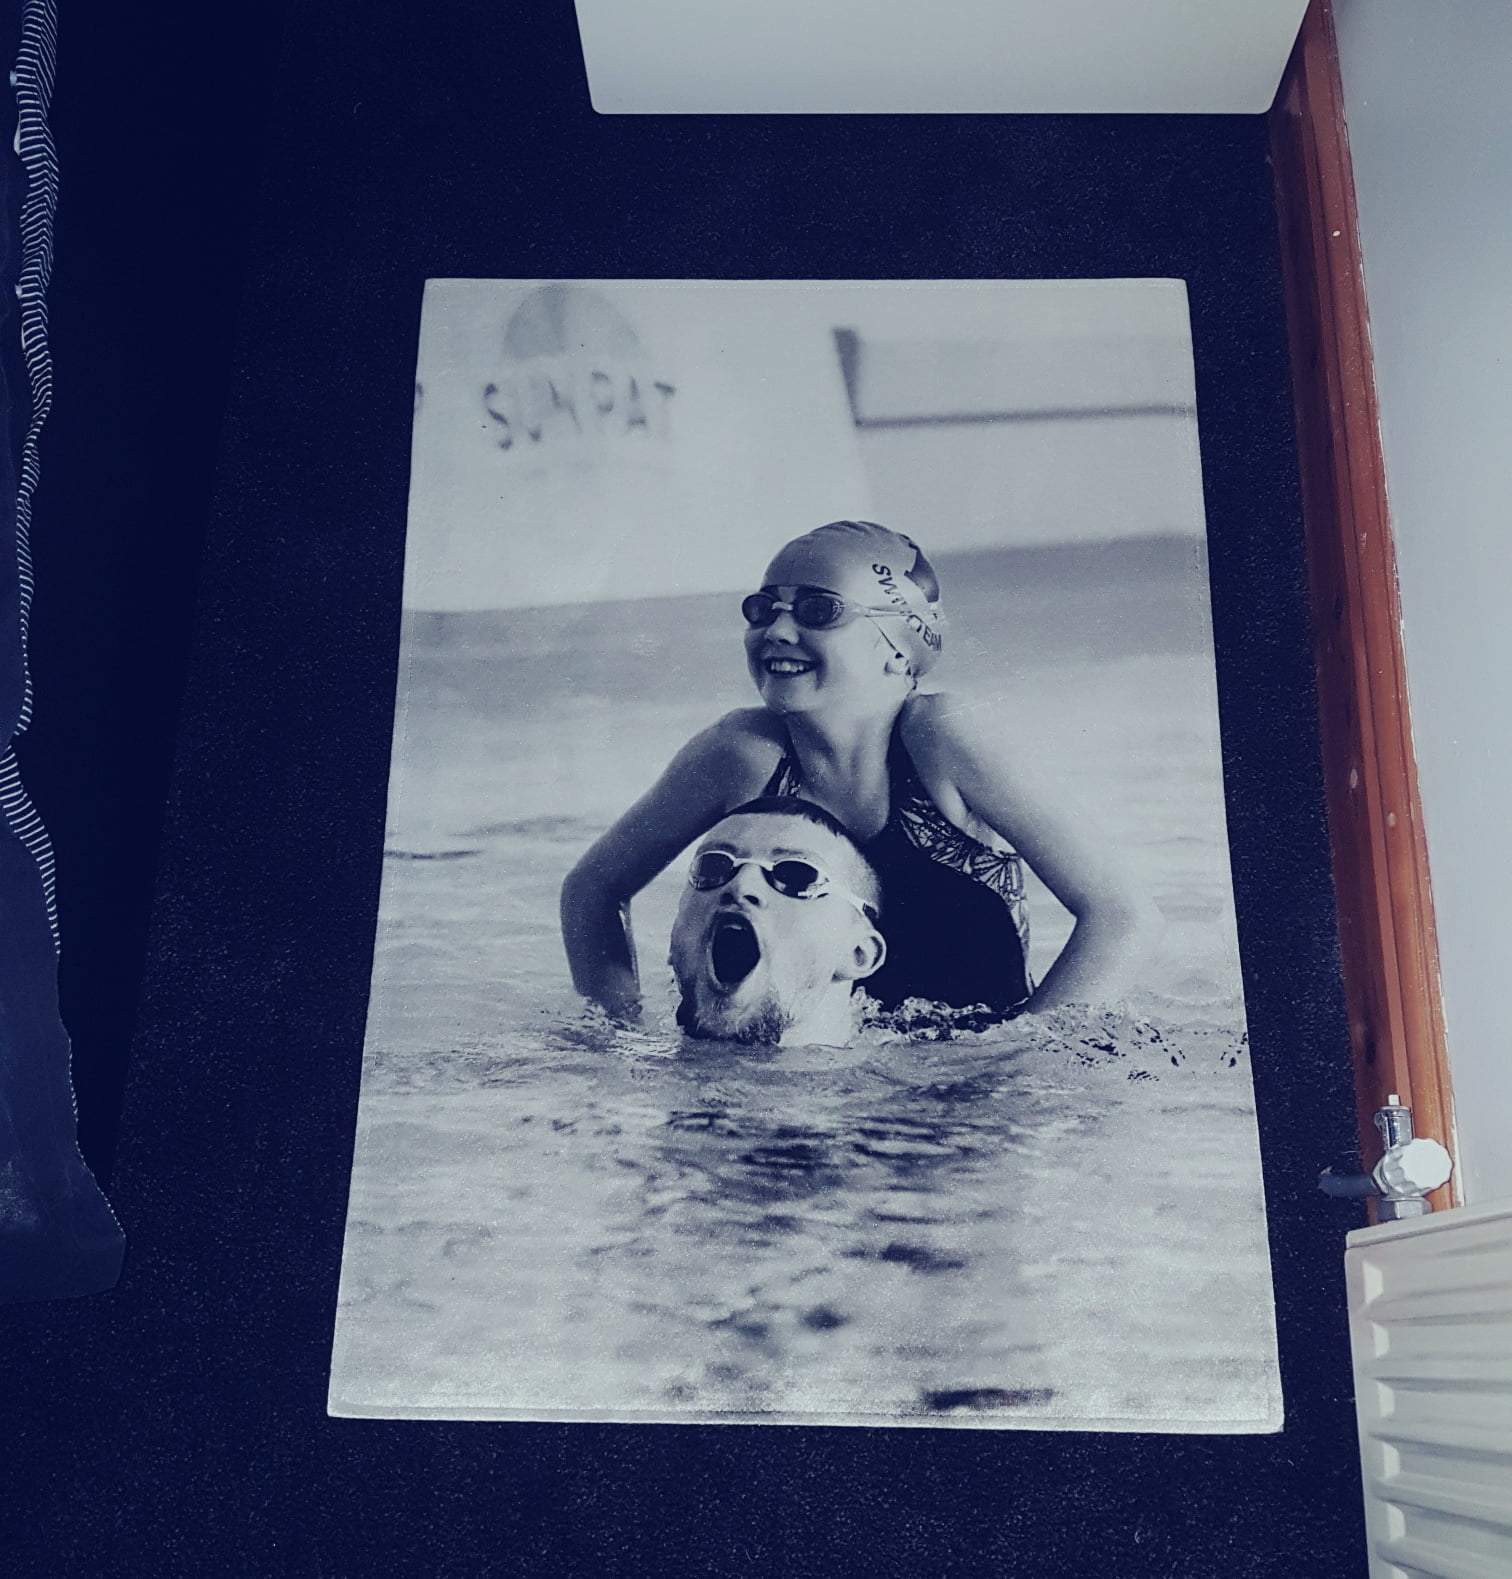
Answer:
[
  {"left": 478, "top": 285, "right": 677, "bottom": 453},
  {"left": 402, "top": 280, "right": 872, "bottom": 612}
]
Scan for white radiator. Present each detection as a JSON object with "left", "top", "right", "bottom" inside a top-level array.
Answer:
[{"left": 1347, "top": 1199, "right": 1512, "bottom": 1579}]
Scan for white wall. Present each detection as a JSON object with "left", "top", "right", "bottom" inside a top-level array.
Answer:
[{"left": 1335, "top": 0, "right": 1512, "bottom": 1204}]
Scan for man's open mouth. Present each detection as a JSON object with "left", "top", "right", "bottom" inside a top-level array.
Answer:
[
  {"left": 762, "top": 656, "right": 814, "bottom": 677},
  {"left": 709, "top": 912, "right": 761, "bottom": 989}
]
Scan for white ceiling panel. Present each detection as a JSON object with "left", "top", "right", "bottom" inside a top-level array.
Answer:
[{"left": 575, "top": 0, "right": 1311, "bottom": 115}]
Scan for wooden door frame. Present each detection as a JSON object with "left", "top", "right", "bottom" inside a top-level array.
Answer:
[{"left": 1268, "top": 0, "right": 1458, "bottom": 1206}]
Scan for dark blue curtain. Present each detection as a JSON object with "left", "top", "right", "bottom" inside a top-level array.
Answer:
[{"left": 0, "top": 0, "right": 124, "bottom": 1302}]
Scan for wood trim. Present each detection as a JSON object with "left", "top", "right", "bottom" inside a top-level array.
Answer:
[{"left": 1269, "top": 1, "right": 1458, "bottom": 1207}]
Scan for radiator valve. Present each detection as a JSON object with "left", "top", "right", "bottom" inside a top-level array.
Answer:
[{"left": 1319, "top": 1095, "right": 1453, "bottom": 1220}]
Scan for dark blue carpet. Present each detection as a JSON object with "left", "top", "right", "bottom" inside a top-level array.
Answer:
[{"left": 4, "top": 2, "right": 1370, "bottom": 1573}]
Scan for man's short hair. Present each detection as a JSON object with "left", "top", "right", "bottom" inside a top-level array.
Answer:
[{"left": 716, "top": 796, "right": 882, "bottom": 918}]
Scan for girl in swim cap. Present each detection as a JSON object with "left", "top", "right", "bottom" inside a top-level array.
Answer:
[{"left": 562, "top": 521, "right": 1158, "bottom": 1021}]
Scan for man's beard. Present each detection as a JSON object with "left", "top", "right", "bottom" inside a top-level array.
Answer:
[{"left": 676, "top": 984, "right": 793, "bottom": 1044}]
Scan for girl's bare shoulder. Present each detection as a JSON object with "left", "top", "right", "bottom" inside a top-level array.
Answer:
[
  {"left": 704, "top": 706, "right": 786, "bottom": 750},
  {"left": 686, "top": 707, "right": 788, "bottom": 781},
  {"left": 896, "top": 689, "right": 1010, "bottom": 765}
]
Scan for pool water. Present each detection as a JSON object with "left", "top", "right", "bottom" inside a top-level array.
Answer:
[{"left": 328, "top": 544, "right": 1281, "bottom": 1429}]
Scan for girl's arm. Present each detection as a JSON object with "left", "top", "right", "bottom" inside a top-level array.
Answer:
[
  {"left": 560, "top": 710, "right": 776, "bottom": 1017},
  {"left": 904, "top": 694, "right": 1162, "bottom": 1010}
]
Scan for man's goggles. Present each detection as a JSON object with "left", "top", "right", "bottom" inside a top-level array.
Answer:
[{"left": 687, "top": 849, "right": 875, "bottom": 919}]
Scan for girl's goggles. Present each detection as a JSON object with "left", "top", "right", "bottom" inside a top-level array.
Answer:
[{"left": 740, "top": 587, "right": 899, "bottom": 632}]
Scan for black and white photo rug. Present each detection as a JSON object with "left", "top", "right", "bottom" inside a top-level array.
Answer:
[{"left": 328, "top": 279, "right": 1281, "bottom": 1430}]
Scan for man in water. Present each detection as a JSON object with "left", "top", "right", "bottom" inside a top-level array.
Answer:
[{"left": 669, "top": 798, "right": 887, "bottom": 1047}]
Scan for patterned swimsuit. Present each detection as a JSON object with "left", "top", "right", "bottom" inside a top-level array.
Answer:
[{"left": 763, "top": 726, "right": 1032, "bottom": 1013}]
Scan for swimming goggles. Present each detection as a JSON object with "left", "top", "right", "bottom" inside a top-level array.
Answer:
[
  {"left": 740, "top": 587, "right": 902, "bottom": 632},
  {"left": 687, "top": 850, "right": 876, "bottom": 919}
]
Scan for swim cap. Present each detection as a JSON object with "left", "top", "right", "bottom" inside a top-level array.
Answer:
[{"left": 769, "top": 520, "right": 945, "bottom": 677}]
